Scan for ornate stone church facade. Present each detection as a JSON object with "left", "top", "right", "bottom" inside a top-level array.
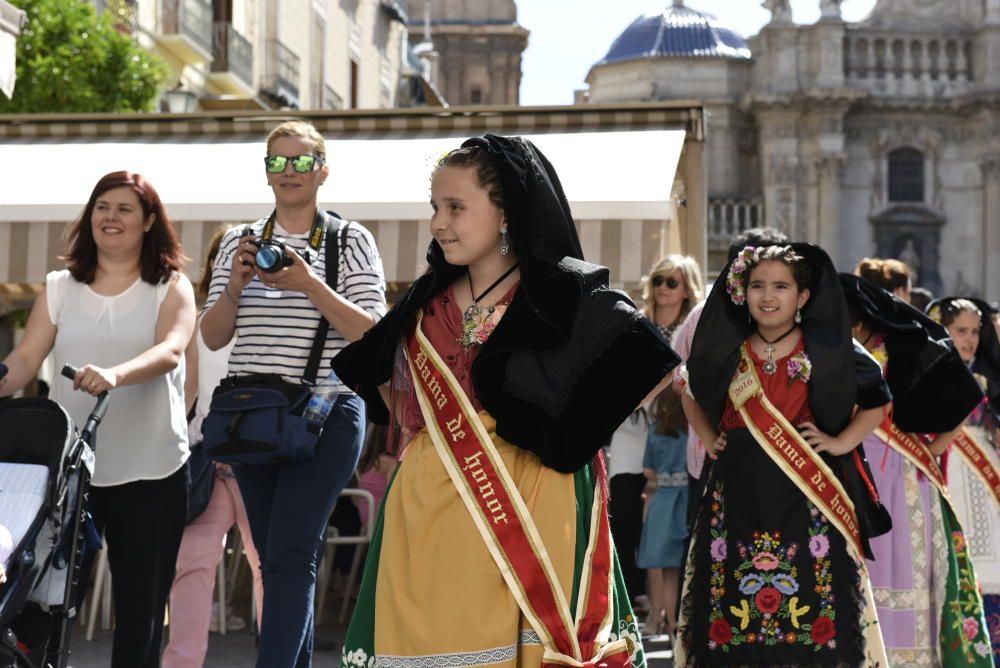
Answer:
[{"left": 585, "top": 0, "right": 1000, "bottom": 301}]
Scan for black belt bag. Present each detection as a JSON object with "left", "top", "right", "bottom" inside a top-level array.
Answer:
[
  {"left": 202, "top": 212, "right": 349, "bottom": 466},
  {"left": 202, "top": 374, "right": 316, "bottom": 465}
]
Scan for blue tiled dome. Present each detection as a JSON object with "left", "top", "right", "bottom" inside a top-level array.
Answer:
[{"left": 596, "top": 2, "right": 750, "bottom": 66}]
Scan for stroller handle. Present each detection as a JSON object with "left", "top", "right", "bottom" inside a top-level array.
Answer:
[{"left": 61, "top": 364, "right": 110, "bottom": 436}]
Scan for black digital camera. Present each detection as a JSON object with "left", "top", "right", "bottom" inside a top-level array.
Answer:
[{"left": 242, "top": 227, "right": 292, "bottom": 273}]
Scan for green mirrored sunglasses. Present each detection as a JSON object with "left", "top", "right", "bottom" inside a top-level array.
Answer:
[{"left": 264, "top": 154, "right": 324, "bottom": 174}]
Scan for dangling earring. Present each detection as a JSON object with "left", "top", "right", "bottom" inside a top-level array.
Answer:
[
  {"left": 795, "top": 307, "right": 802, "bottom": 324},
  {"left": 499, "top": 226, "right": 510, "bottom": 256}
]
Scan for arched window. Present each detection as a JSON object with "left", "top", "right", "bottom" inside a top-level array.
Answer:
[{"left": 888, "top": 148, "right": 924, "bottom": 202}]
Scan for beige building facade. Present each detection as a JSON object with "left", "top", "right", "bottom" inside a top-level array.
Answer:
[
  {"left": 406, "top": 0, "right": 528, "bottom": 105},
  {"left": 585, "top": 0, "right": 1000, "bottom": 303},
  {"left": 97, "top": 0, "right": 424, "bottom": 111}
]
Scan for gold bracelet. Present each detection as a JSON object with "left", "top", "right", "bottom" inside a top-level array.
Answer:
[{"left": 224, "top": 284, "right": 239, "bottom": 304}]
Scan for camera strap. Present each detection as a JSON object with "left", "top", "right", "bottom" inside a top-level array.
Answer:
[
  {"left": 302, "top": 212, "right": 349, "bottom": 386},
  {"left": 260, "top": 209, "right": 326, "bottom": 265}
]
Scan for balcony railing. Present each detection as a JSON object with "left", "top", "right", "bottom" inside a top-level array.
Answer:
[
  {"left": 708, "top": 197, "right": 764, "bottom": 246},
  {"left": 843, "top": 32, "right": 973, "bottom": 96},
  {"left": 211, "top": 22, "right": 253, "bottom": 89},
  {"left": 161, "top": 0, "right": 213, "bottom": 57},
  {"left": 261, "top": 39, "right": 301, "bottom": 109}
]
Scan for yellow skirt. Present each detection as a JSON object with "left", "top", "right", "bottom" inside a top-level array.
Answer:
[
  {"left": 341, "top": 413, "right": 644, "bottom": 668},
  {"left": 379, "top": 413, "right": 576, "bottom": 663}
]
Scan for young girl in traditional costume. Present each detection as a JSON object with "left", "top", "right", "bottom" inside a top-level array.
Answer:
[
  {"left": 929, "top": 297, "right": 1000, "bottom": 666},
  {"left": 841, "top": 274, "right": 992, "bottom": 666},
  {"left": 332, "top": 135, "right": 679, "bottom": 668},
  {"left": 637, "top": 389, "right": 690, "bottom": 639},
  {"left": 676, "top": 244, "right": 893, "bottom": 667}
]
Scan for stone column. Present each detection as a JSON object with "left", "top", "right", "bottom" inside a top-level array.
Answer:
[
  {"left": 679, "top": 138, "right": 707, "bottom": 272},
  {"left": 981, "top": 155, "right": 1000, "bottom": 302},
  {"left": 754, "top": 108, "right": 803, "bottom": 240},
  {"left": 816, "top": 153, "right": 846, "bottom": 263},
  {"left": 814, "top": 19, "right": 846, "bottom": 88}
]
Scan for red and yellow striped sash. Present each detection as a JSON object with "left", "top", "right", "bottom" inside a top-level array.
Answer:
[
  {"left": 874, "top": 416, "right": 950, "bottom": 499},
  {"left": 951, "top": 428, "right": 1000, "bottom": 509},
  {"left": 729, "top": 345, "right": 864, "bottom": 558},
  {"left": 406, "top": 314, "right": 631, "bottom": 668}
]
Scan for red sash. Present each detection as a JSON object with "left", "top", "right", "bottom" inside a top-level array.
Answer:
[
  {"left": 406, "top": 314, "right": 631, "bottom": 668},
  {"left": 951, "top": 428, "right": 1000, "bottom": 509},
  {"left": 874, "top": 416, "right": 950, "bottom": 499},
  {"left": 729, "top": 346, "right": 865, "bottom": 558}
]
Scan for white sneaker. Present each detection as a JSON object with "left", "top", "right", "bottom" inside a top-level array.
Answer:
[
  {"left": 225, "top": 614, "right": 247, "bottom": 632},
  {"left": 208, "top": 602, "right": 247, "bottom": 633}
]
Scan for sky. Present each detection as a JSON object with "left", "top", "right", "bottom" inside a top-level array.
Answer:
[{"left": 517, "top": 0, "right": 878, "bottom": 106}]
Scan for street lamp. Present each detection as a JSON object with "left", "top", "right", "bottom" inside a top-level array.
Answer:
[{"left": 162, "top": 87, "right": 198, "bottom": 113}]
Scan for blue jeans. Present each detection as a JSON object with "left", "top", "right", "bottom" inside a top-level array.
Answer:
[{"left": 233, "top": 394, "right": 365, "bottom": 668}]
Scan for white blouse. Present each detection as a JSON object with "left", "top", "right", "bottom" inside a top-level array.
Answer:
[
  {"left": 46, "top": 270, "right": 189, "bottom": 487},
  {"left": 607, "top": 409, "right": 650, "bottom": 478}
]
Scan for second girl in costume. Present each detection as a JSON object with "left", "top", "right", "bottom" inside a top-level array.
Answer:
[
  {"left": 677, "top": 244, "right": 892, "bottom": 667},
  {"left": 930, "top": 297, "right": 1000, "bottom": 666},
  {"left": 842, "top": 273, "right": 991, "bottom": 666}
]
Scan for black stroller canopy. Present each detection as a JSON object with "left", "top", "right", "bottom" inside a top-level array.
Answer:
[{"left": 0, "top": 398, "right": 73, "bottom": 483}]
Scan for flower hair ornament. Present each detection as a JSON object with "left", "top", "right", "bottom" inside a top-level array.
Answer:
[{"left": 726, "top": 246, "right": 757, "bottom": 306}]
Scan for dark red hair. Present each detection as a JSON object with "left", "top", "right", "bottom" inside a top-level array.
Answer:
[{"left": 63, "top": 171, "right": 186, "bottom": 284}]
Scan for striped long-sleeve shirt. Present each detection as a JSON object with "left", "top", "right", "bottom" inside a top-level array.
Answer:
[{"left": 204, "top": 217, "right": 387, "bottom": 391}]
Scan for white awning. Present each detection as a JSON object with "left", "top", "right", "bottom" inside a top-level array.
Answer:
[
  {"left": 0, "top": 129, "right": 686, "bottom": 222},
  {"left": 0, "top": 0, "right": 26, "bottom": 99}
]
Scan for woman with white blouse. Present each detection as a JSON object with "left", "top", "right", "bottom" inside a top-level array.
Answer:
[{"left": 1, "top": 170, "right": 195, "bottom": 667}]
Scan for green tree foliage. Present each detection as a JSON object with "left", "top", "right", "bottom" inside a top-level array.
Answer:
[{"left": 0, "top": 0, "right": 168, "bottom": 113}]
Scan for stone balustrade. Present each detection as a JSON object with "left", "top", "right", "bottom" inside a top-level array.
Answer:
[
  {"left": 708, "top": 197, "right": 764, "bottom": 247},
  {"left": 843, "top": 33, "right": 974, "bottom": 96}
]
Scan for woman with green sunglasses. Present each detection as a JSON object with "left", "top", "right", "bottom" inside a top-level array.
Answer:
[{"left": 199, "top": 120, "right": 387, "bottom": 667}]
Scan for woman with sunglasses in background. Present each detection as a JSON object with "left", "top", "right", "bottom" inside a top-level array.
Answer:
[
  {"left": 200, "top": 120, "right": 386, "bottom": 667},
  {"left": 641, "top": 255, "right": 704, "bottom": 343},
  {"left": 0, "top": 171, "right": 195, "bottom": 667},
  {"left": 608, "top": 254, "right": 702, "bottom": 629},
  {"left": 605, "top": 254, "right": 703, "bottom": 624},
  {"left": 929, "top": 297, "right": 1000, "bottom": 665}
]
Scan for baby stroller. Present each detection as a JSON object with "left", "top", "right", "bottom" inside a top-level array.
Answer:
[{"left": 0, "top": 365, "right": 108, "bottom": 668}]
